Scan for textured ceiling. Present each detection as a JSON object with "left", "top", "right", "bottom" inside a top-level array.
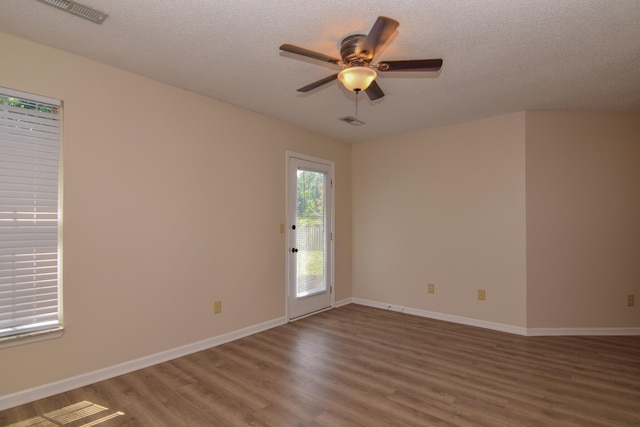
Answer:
[{"left": 1, "top": 0, "right": 639, "bottom": 142}]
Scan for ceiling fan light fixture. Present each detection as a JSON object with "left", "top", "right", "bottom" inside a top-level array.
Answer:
[
  {"left": 338, "top": 67, "right": 377, "bottom": 92},
  {"left": 281, "top": 16, "right": 443, "bottom": 99}
]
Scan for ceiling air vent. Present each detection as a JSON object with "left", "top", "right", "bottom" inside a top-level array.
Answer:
[
  {"left": 37, "top": 0, "right": 108, "bottom": 24},
  {"left": 339, "top": 116, "right": 365, "bottom": 126}
]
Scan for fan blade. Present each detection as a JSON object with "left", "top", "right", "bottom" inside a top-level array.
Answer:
[
  {"left": 377, "top": 59, "right": 443, "bottom": 72},
  {"left": 280, "top": 44, "right": 342, "bottom": 64},
  {"left": 365, "top": 80, "right": 385, "bottom": 100},
  {"left": 297, "top": 74, "right": 339, "bottom": 92},
  {"left": 359, "top": 16, "right": 399, "bottom": 61}
]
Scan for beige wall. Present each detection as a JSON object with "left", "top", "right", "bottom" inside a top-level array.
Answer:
[
  {"left": 0, "top": 32, "right": 351, "bottom": 396},
  {"left": 352, "top": 113, "right": 528, "bottom": 327},
  {"left": 526, "top": 111, "right": 640, "bottom": 328}
]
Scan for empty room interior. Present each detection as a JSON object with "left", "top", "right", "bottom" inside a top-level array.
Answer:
[{"left": 0, "top": 1, "right": 639, "bottom": 426}]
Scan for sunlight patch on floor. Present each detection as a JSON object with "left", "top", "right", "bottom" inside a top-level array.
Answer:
[{"left": 6, "top": 401, "right": 124, "bottom": 427}]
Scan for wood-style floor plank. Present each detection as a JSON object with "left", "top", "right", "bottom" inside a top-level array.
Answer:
[{"left": 2, "top": 304, "right": 639, "bottom": 426}]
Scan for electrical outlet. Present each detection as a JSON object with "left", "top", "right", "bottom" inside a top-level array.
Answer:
[
  {"left": 214, "top": 300, "right": 222, "bottom": 314},
  {"left": 628, "top": 295, "right": 635, "bottom": 307},
  {"left": 427, "top": 283, "right": 435, "bottom": 294},
  {"left": 477, "top": 289, "right": 486, "bottom": 301}
]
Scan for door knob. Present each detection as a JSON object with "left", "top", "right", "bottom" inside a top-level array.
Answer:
[{"left": 291, "top": 248, "right": 299, "bottom": 253}]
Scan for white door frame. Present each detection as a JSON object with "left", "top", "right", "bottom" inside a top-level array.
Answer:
[{"left": 285, "top": 151, "right": 335, "bottom": 320}]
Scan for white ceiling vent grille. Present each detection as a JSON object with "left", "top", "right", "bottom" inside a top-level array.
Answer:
[
  {"left": 339, "top": 116, "right": 365, "bottom": 126},
  {"left": 37, "top": 0, "right": 108, "bottom": 24}
]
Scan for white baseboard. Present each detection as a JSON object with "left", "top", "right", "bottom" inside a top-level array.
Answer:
[
  {"left": 0, "top": 316, "right": 287, "bottom": 411},
  {"left": 526, "top": 327, "right": 640, "bottom": 336},
  {"left": 351, "top": 298, "right": 528, "bottom": 335},
  {"left": 334, "top": 297, "right": 353, "bottom": 308},
  {"left": 350, "top": 298, "right": 640, "bottom": 337}
]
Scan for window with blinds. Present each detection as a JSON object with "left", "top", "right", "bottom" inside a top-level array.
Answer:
[{"left": 0, "top": 87, "right": 62, "bottom": 343}]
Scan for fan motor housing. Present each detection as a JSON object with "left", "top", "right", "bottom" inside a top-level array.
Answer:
[{"left": 340, "top": 34, "right": 369, "bottom": 66}]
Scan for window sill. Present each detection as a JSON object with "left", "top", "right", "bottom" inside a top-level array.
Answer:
[{"left": 0, "top": 327, "right": 65, "bottom": 350}]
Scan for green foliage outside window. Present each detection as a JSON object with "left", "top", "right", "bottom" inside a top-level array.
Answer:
[
  {"left": 0, "top": 95, "right": 55, "bottom": 113},
  {"left": 297, "top": 170, "right": 325, "bottom": 226}
]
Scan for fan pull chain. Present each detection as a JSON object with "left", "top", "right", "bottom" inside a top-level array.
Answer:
[{"left": 355, "top": 90, "right": 359, "bottom": 117}]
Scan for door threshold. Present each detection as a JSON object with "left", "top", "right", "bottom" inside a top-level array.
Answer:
[{"left": 289, "top": 306, "right": 333, "bottom": 322}]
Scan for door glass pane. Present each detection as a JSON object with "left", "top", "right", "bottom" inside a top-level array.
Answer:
[{"left": 296, "top": 169, "right": 326, "bottom": 297}]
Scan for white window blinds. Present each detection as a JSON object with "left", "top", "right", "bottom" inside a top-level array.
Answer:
[{"left": 0, "top": 87, "right": 62, "bottom": 341}]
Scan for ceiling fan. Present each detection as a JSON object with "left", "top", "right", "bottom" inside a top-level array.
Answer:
[{"left": 280, "top": 16, "right": 443, "bottom": 100}]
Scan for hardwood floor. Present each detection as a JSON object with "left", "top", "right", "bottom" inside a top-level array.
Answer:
[{"left": 2, "top": 304, "right": 639, "bottom": 426}]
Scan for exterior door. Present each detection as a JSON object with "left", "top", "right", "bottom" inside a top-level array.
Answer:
[{"left": 287, "top": 152, "right": 334, "bottom": 320}]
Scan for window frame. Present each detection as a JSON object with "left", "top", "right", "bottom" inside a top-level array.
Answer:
[{"left": 0, "top": 87, "right": 63, "bottom": 349}]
